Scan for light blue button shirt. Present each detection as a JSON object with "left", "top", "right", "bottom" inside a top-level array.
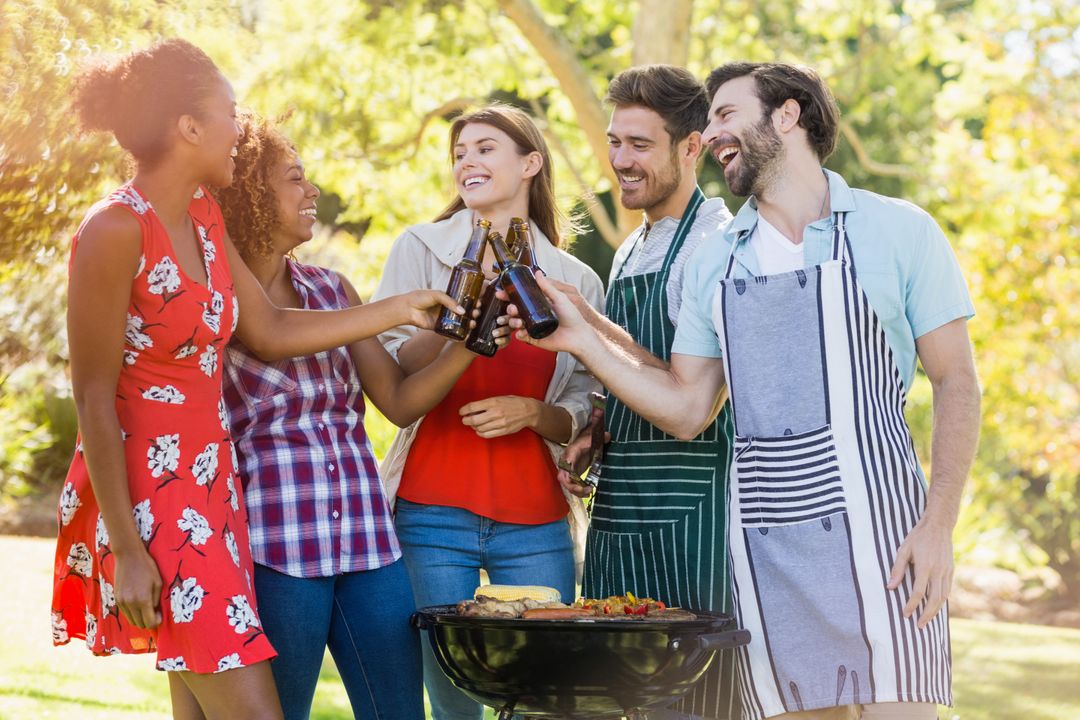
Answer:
[{"left": 672, "top": 169, "right": 975, "bottom": 390}]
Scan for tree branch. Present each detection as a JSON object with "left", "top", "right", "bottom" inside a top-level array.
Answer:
[
  {"left": 838, "top": 120, "right": 915, "bottom": 178},
  {"left": 631, "top": 0, "right": 693, "bottom": 67},
  {"left": 348, "top": 96, "right": 482, "bottom": 167}
]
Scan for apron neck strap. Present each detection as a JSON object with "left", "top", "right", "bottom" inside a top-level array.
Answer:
[
  {"left": 831, "top": 211, "right": 850, "bottom": 263},
  {"left": 658, "top": 187, "right": 706, "bottom": 269}
]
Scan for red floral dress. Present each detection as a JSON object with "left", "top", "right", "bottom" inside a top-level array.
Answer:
[{"left": 51, "top": 185, "right": 276, "bottom": 674}]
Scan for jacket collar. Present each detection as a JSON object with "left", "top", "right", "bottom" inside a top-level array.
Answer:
[{"left": 729, "top": 168, "right": 857, "bottom": 236}]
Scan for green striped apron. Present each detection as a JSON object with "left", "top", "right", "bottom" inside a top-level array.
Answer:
[{"left": 583, "top": 189, "right": 740, "bottom": 719}]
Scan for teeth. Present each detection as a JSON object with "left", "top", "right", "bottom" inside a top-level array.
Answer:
[
  {"left": 621, "top": 175, "right": 643, "bottom": 183},
  {"left": 464, "top": 176, "right": 488, "bottom": 188},
  {"left": 230, "top": 147, "right": 238, "bottom": 157},
  {"left": 300, "top": 208, "right": 317, "bottom": 217},
  {"left": 717, "top": 146, "right": 738, "bottom": 165}
]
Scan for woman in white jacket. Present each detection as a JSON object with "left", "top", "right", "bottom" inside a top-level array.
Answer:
[{"left": 372, "top": 105, "right": 603, "bottom": 720}]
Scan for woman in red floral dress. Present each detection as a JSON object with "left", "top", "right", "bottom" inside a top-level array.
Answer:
[{"left": 50, "top": 39, "right": 458, "bottom": 719}]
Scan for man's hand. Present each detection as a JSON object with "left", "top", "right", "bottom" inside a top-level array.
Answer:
[
  {"left": 556, "top": 432, "right": 595, "bottom": 498},
  {"left": 500, "top": 273, "right": 592, "bottom": 353},
  {"left": 114, "top": 546, "right": 163, "bottom": 629},
  {"left": 398, "top": 289, "right": 464, "bottom": 330},
  {"left": 460, "top": 395, "right": 538, "bottom": 438},
  {"left": 887, "top": 517, "right": 955, "bottom": 628}
]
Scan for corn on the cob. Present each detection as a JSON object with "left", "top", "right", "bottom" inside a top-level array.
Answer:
[{"left": 473, "top": 584, "right": 562, "bottom": 603}]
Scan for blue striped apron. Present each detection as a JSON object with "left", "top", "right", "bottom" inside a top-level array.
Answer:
[
  {"left": 713, "top": 212, "right": 951, "bottom": 718},
  {"left": 584, "top": 189, "right": 740, "bottom": 718}
]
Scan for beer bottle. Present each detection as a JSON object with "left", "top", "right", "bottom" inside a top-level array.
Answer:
[
  {"left": 512, "top": 217, "right": 544, "bottom": 276},
  {"left": 489, "top": 231, "right": 559, "bottom": 339},
  {"left": 435, "top": 218, "right": 490, "bottom": 341},
  {"left": 464, "top": 221, "right": 526, "bottom": 356},
  {"left": 582, "top": 392, "right": 607, "bottom": 488}
]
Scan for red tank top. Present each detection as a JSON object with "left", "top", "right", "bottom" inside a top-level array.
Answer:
[{"left": 399, "top": 336, "right": 567, "bottom": 524}]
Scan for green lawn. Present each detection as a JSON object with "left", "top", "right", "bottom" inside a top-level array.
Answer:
[{"left": 3, "top": 535, "right": 1077, "bottom": 719}]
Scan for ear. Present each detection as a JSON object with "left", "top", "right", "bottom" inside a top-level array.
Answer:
[
  {"left": 775, "top": 98, "right": 802, "bottom": 134},
  {"left": 177, "top": 113, "right": 201, "bottom": 145},
  {"left": 683, "top": 130, "right": 704, "bottom": 162},
  {"left": 521, "top": 150, "right": 543, "bottom": 179}
]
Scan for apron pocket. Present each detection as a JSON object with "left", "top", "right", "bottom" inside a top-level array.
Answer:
[{"left": 733, "top": 424, "right": 846, "bottom": 528}]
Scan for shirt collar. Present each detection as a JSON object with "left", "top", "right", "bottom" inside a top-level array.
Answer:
[
  {"left": 728, "top": 168, "right": 856, "bottom": 237},
  {"left": 286, "top": 257, "right": 318, "bottom": 299}
]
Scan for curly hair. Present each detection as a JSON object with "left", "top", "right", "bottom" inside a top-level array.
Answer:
[{"left": 213, "top": 110, "right": 296, "bottom": 259}]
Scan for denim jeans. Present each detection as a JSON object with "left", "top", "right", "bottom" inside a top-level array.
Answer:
[
  {"left": 394, "top": 499, "right": 575, "bottom": 720},
  {"left": 253, "top": 559, "right": 423, "bottom": 720}
]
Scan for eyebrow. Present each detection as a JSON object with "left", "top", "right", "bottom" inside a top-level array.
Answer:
[
  {"left": 454, "top": 137, "right": 499, "bottom": 149},
  {"left": 607, "top": 133, "right": 655, "bottom": 144},
  {"left": 713, "top": 103, "right": 735, "bottom": 116}
]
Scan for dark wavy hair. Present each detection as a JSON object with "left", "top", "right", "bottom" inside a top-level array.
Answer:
[
  {"left": 213, "top": 111, "right": 296, "bottom": 259},
  {"left": 705, "top": 62, "right": 840, "bottom": 162},
  {"left": 71, "top": 38, "right": 223, "bottom": 166},
  {"left": 605, "top": 64, "right": 709, "bottom": 144},
  {"left": 434, "top": 105, "right": 566, "bottom": 247}
]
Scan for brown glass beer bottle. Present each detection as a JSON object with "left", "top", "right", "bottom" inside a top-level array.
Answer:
[
  {"left": 464, "top": 220, "right": 528, "bottom": 356},
  {"left": 513, "top": 217, "right": 544, "bottom": 276},
  {"left": 435, "top": 218, "right": 490, "bottom": 341},
  {"left": 489, "top": 231, "right": 559, "bottom": 339}
]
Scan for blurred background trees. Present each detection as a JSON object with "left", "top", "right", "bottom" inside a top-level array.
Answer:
[{"left": 2, "top": 0, "right": 1077, "bottom": 603}]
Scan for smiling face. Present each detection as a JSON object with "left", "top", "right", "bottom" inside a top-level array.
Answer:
[
  {"left": 269, "top": 151, "right": 320, "bottom": 253},
  {"left": 453, "top": 122, "right": 538, "bottom": 215},
  {"left": 606, "top": 105, "right": 682, "bottom": 214},
  {"left": 194, "top": 74, "right": 242, "bottom": 187},
  {"left": 703, "top": 75, "right": 785, "bottom": 198}
]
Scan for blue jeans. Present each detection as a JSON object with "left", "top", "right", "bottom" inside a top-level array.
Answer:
[
  {"left": 253, "top": 560, "right": 423, "bottom": 720},
  {"left": 394, "top": 499, "right": 575, "bottom": 720}
]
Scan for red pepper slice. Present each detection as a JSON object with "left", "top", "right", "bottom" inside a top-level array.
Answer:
[
  {"left": 633, "top": 604, "right": 648, "bottom": 615},
  {"left": 656, "top": 601, "right": 666, "bottom": 610},
  {"left": 624, "top": 605, "right": 633, "bottom": 615}
]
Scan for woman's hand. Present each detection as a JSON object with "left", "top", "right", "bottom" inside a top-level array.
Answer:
[
  {"left": 113, "top": 546, "right": 163, "bottom": 629},
  {"left": 459, "top": 395, "right": 539, "bottom": 438},
  {"left": 397, "top": 289, "right": 464, "bottom": 330}
]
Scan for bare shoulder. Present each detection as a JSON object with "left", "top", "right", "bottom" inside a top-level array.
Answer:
[
  {"left": 72, "top": 206, "right": 143, "bottom": 272},
  {"left": 333, "top": 270, "right": 363, "bottom": 305}
]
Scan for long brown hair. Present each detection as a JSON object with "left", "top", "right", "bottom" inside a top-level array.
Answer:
[{"left": 434, "top": 105, "right": 564, "bottom": 247}]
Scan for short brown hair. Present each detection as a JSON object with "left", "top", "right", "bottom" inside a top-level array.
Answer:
[
  {"left": 705, "top": 62, "right": 840, "bottom": 162},
  {"left": 605, "top": 64, "right": 708, "bottom": 144},
  {"left": 214, "top": 110, "right": 296, "bottom": 259}
]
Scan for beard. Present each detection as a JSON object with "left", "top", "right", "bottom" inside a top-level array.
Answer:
[
  {"left": 620, "top": 149, "right": 682, "bottom": 212},
  {"left": 723, "top": 114, "right": 784, "bottom": 198}
]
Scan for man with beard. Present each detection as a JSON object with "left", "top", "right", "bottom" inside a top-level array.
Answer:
[
  {"left": 554, "top": 64, "right": 739, "bottom": 720},
  {"left": 511, "top": 62, "right": 979, "bottom": 720}
]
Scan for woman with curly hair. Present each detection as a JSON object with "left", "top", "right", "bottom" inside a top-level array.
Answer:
[
  {"left": 371, "top": 105, "right": 604, "bottom": 720},
  {"left": 215, "top": 111, "right": 489, "bottom": 720},
  {"left": 50, "top": 39, "right": 459, "bottom": 720}
]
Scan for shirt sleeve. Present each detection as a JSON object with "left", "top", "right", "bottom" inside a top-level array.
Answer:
[
  {"left": 902, "top": 212, "right": 975, "bottom": 339},
  {"left": 370, "top": 229, "right": 431, "bottom": 358},
  {"left": 670, "top": 233, "right": 729, "bottom": 359}
]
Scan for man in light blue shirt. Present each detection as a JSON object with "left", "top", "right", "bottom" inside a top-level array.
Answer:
[{"left": 510, "top": 62, "right": 980, "bottom": 720}]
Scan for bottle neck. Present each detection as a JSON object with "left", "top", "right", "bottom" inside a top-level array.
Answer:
[
  {"left": 462, "top": 222, "right": 489, "bottom": 264},
  {"left": 488, "top": 231, "right": 517, "bottom": 266}
]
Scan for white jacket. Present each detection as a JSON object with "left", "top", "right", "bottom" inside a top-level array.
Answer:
[{"left": 371, "top": 208, "right": 604, "bottom": 580}]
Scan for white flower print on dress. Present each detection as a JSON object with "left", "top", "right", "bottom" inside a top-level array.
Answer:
[
  {"left": 100, "top": 578, "right": 116, "bottom": 613},
  {"left": 198, "top": 345, "right": 218, "bottom": 378},
  {"left": 176, "top": 507, "right": 213, "bottom": 552},
  {"left": 230, "top": 442, "right": 239, "bottom": 475},
  {"left": 216, "top": 653, "right": 243, "bottom": 672},
  {"left": 158, "top": 656, "right": 188, "bottom": 671},
  {"left": 226, "top": 474, "right": 239, "bottom": 512},
  {"left": 84, "top": 611, "right": 97, "bottom": 648},
  {"left": 66, "top": 542, "right": 92, "bottom": 578},
  {"left": 132, "top": 499, "right": 155, "bottom": 542},
  {"left": 218, "top": 398, "right": 229, "bottom": 431},
  {"left": 51, "top": 611, "right": 69, "bottom": 643},
  {"left": 224, "top": 529, "right": 240, "bottom": 567},
  {"left": 147, "top": 434, "right": 180, "bottom": 480},
  {"left": 202, "top": 289, "right": 224, "bottom": 334},
  {"left": 169, "top": 576, "right": 206, "bottom": 624},
  {"left": 141, "top": 385, "right": 186, "bottom": 404},
  {"left": 226, "top": 595, "right": 260, "bottom": 634},
  {"left": 147, "top": 256, "right": 182, "bottom": 297},
  {"left": 124, "top": 313, "right": 154, "bottom": 350},
  {"left": 231, "top": 294, "right": 240, "bottom": 332},
  {"left": 193, "top": 187, "right": 205, "bottom": 200},
  {"left": 123, "top": 350, "right": 138, "bottom": 366},
  {"left": 135, "top": 254, "right": 146, "bottom": 278},
  {"left": 199, "top": 226, "right": 216, "bottom": 264},
  {"left": 174, "top": 344, "right": 198, "bottom": 360},
  {"left": 59, "top": 482, "right": 81, "bottom": 526},
  {"left": 191, "top": 442, "right": 219, "bottom": 489},
  {"left": 114, "top": 186, "right": 151, "bottom": 215},
  {"left": 95, "top": 513, "right": 109, "bottom": 549}
]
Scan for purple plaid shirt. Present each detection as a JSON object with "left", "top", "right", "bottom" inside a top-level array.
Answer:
[{"left": 222, "top": 259, "right": 401, "bottom": 578}]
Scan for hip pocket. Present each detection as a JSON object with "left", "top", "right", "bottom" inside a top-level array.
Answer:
[{"left": 733, "top": 424, "right": 846, "bottom": 528}]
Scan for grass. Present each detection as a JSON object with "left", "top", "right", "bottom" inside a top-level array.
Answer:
[{"left": 3, "top": 534, "right": 1078, "bottom": 719}]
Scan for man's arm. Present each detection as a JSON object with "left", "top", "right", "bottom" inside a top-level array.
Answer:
[
  {"left": 511, "top": 275, "right": 727, "bottom": 440},
  {"left": 888, "top": 317, "right": 980, "bottom": 628}
]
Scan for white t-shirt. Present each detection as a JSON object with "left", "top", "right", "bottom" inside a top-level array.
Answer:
[{"left": 750, "top": 214, "right": 804, "bottom": 275}]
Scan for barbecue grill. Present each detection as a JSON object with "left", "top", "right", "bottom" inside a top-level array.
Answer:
[{"left": 413, "top": 604, "right": 750, "bottom": 719}]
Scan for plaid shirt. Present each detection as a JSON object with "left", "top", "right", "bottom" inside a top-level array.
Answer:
[{"left": 222, "top": 260, "right": 400, "bottom": 578}]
